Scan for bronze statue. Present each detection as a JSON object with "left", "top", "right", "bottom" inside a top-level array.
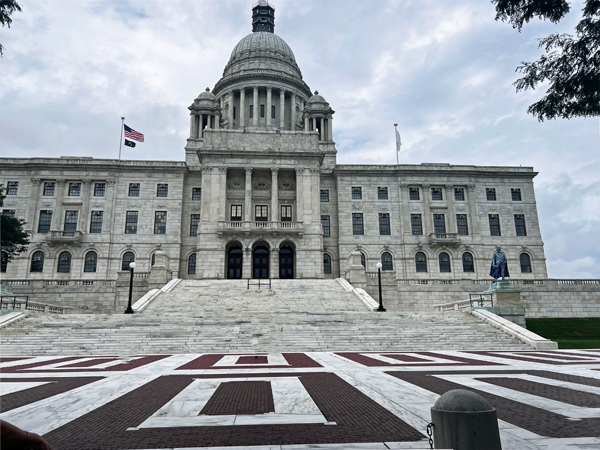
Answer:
[{"left": 490, "top": 248, "right": 509, "bottom": 281}]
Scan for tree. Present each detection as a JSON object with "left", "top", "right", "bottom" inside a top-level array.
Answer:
[
  {"left": 492, "top": 0, "right": 600, "bottom": 121},
  {"left": 0, "top": 0, "right": 22, "bottom": 57},
  {"left": 0, "top": 185, "right": 30, "bottom": 265}
]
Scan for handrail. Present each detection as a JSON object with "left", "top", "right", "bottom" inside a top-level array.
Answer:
[
  {"left": 247, "top": 278, "right": 271, "bottom": 290},
  {"left": 469, "top": 293, "right": 493, "bottom": 308},
  {"left": 0, "top": 296, "right": 70, "bottom": 314}
]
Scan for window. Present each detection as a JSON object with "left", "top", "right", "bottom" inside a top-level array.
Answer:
[
  {"left": 514, "top": 214, "right": 527, "bottom": 236},
  {"left": 192, "top": 188, "right": 202, "bottom": 200},
  {"left": 30, "top": 251, "right": 44, "bottom": 272},
  {"left": 157, "top": 184, "right": 168, "bottom": 197},
  {"left": 271, "top": 105, "right": 276, "bottom": 118},
  {"left": 233, "top": 106, "right": 236, "bottom": 119},
  {"left": 128, "top": 183, "right": 140, "bottom": 197},
  {"left": 43, "top": 182, "right": 55, "bottom": 196},
  {"left": 249, "top": 105, "right": 254, "bottom": 118},
  {"left": 57, "top": 251, "right": 71, "bottom": 273},
  {"left": 255, "top": 205, "right": 268, "bottom": 221},
  {"left": 231, "top": 205, "right": 242, "bottom": 221},
  {"left": 352, "top": 213, "right": 364, "bottom": 235},
  {"left": 38, "top": 210, "right": 52, "bottom": 233},
  {"left": 439, "top": 252, "right": 451, "bottom": 272},
  {"left": 94, "top": 183, "right": 106, "bottom": 197},
  {"left": 122, "top": 251, "right": 135, "bottom": 270},
  {"left": 260, "top": 104, "right": 265, "bottom": 118},
  {"left": 378, "top": 187, "right": 388, "bottom": 200},
  {"left": 151, "top": 252, "right": 155, "bottom": 266},
  {"left": 320, "top": 189, "right": 329, "bottom": 202},
  {"left": 6, "top": 181, "right": 18, "bottom": 195},
  {"left": 2, "top": 209, "right": 15, "bottom": 218},
  {"left": 462, "top": 252, "right": 474, "bottom": 272},
  {"left": 486, "top": 188, "right": 497, "bottom": 201},
  {"left": 125, "top": 211, "right": 138, "bottom": 234},
  {"left": 454, "top": 188, "right": 465, "bottom": 201},
  {"left": 323, "top": 254, "right": 332, "bottom": 274},
  {"left": 154, "top": 211, "right": 167, "bottom": 234},
  {"left": 190, "top": 214, "right": 200, "bottom": 236},
  {"left": 415, "top": 252, "right": 427, "bottom": 272},
  {"left": 520, "top": 253, "right": 532, "bottom": 272},
  {"left": 351, "top": 187, "right": 362, "bottom": 199},
  {"left": 89, "top": 211, "right": 103, "bottom": 233},
  {"left": 84, "top": 251, "right": 97, "bottom": 272},
  {"left": 281, "top": 205, "right": 292, "bottom": 222},
  {"left": 381, "top": 252, "right": 393, "bottom": 271},
  {"left": 511, "top": 188, "right": 522, "bottom": 201},
  {"left": 360, "top": 253, "right": 366, "bottom": 267},
  {"left": 64, "top": 210, "right": 78, "bottom": 232},
  {"left": 321, "top": 215, "right": 330, "bottom": 237},
  {"left": 433, "top": 214, "right": 446, "bottom": 234},
  {"left": 379, "top": 213, "right": 390, "bottom": 235},
  {"left": 489, "top": 214, "right": 501, "bottom": 236},
  {"left": 431, "top": 187, "right": 443, "bottom": 200},
  {"left": 1, "top": 251, "right": 8, "bottom": 273},
  {"left": 409, "top": 187, "right": 420, "bottom": 200},
  {"left": 68, "top": 182, "right": 81, "bottom": 196},
  {"left": 411, "top": 214, "right": 423, "bottom": 235},
  {"left": 456, "top": 214, "right": 468, "bottom": 235},
  {"left": 188, "top": 253, "right": 197, "bottom": 274}
]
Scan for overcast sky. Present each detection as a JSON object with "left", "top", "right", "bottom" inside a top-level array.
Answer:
[{"left": 1, "top": 0, "right": 598, "bottom": 278}]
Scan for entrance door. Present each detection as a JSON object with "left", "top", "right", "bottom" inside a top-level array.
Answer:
[
  {"left": 279, "top": 246, "right": 294, "bottom": 279},
  {"left": 227, "top": 246, "right": 243, "bottom": 279},
  {"left": 253, "top": 246, "right": 269, "bottom": 279}
]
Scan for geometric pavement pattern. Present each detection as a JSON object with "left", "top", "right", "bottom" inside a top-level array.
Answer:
[{"left": 1, "top": 350, "right": 600, "bottom": 449}]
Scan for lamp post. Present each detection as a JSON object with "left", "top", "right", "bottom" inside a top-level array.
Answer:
[
  {"left": 376, "top": 262, "right": 386, "bottom": 312},
  {"left": 124, "top": 262, "right": 136, "bottom": 314}
]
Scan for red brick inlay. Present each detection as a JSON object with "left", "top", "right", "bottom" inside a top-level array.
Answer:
[
  {"left": 381, "top": 354, "right": 429, "bottom": 362},
  {"left": 236, "top": 356, "right": 268, "bottom": 364},
  {"left": 200, "top": 381, "right": 275, "bottom": 415},
  {"left": 177, "top": 353, "right": 321, "bottom": 370},
  {"left": 336, "top": 352, "right": 502, "bottom": 367},
  {"left": 61, "top": 358, "right": 120, "bottom": 368},
  {"left": 0, "top": 357, "right": 30, "bottom": 364},
  {"left": 471, "top": 351, "right": 599, "bottom": 365},
  {"left": 0, "top": 355, "right": 169, "bottom": 373},
  {"left": 520, "top": 352, "right": 595, "bottom": 361}
]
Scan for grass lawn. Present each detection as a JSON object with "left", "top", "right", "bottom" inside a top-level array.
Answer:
[{"left": 525, "top": 318, "right": 600, "bottom": 349}]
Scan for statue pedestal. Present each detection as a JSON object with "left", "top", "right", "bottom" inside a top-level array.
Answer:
[{"left": 480, "top": 281, "right": 526, "bottom": 328}]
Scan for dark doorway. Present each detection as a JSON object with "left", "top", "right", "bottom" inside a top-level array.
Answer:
[
  {"left": 279, "top": 246, "right": 294, "bottom": 279},
  {"left": 253, "top": 246, "right": 269, "bottom": 279},
  {"left": 228, "top": 246, "right": 243, "bottom": 279}
]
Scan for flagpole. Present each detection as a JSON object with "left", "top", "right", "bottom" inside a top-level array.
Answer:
[
  {"left": 118, "top": 117, "right": 125, "bottom": 160},
  {"left": 394, "top": 123, "right": 400, "bottom": 165}
]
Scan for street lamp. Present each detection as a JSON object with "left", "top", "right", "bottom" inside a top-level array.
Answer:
[
  {"left": 375, "top": 262, "right": 386, "bottom": 312},
  {"left": 124, "top": 262, "right": 136, "bottom": 314}
]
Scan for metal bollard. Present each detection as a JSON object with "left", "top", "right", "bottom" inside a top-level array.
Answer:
[{"left": 430, "top": 389, "right": 502, "bottom": 449}]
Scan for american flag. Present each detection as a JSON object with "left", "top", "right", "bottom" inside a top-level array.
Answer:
[{"left": 124, "top": 124, "right": 144, "bottom": 142}]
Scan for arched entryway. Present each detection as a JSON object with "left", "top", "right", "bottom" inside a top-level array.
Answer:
[
  {"left": 279, "top": 246, "right": 294, "bottom": 279},
  {"left": 253, "top": 245, "right": 269, "bottom": 279},
  {"left": 227, "top": 245, "right": 243, "bottom": 279}
]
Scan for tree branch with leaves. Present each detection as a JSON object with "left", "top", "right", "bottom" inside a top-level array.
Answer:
[
  {"left": 0, "top": 185, "right": 30, "bottom": 265},
  {"left": 0, "top": 0, "right": 22, "bottom": 57}
]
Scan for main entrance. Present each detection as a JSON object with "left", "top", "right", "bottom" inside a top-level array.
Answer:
[
  {"left": 279, "top": 246, "right": 294, "bottom": 279},
  {"left": 227, "top": 246, "right": 243, "bottom": 279},
  {"left": 253, "top": 246, "right": 269, "bottom": 279}
]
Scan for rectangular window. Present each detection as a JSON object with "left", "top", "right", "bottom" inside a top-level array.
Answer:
[
  {"left": 128, "top": 183, "right": 140, "bottom": 197},
  {"left": 489, "top": 214, "right": 501, "bottom": 236},
  {"left": 431, "top": 187, "right": 443, "bottom": 201},
  {"left": 231, "top": 205, "right": 242, "bottom": 221},
  {"left": 190, "top": 214, "right": 200, "bottom": 236},
  {"left": 68, "top": 182, "right": 81, "bottom": 196},
  {"left": 409, "top": 187, "right": 420, "bottom": 200},
  {"left": 281, "top": 205, "right": 292, "bottom": 222},
  {"left": 514, "top": 214, "right": 527, "bottom": 236},
  {"left": 6, "top": 181, "right": 18, "bottom": 195},
  {"left": 321, "top": 215, "right": 330, "bottom": 237},
  {"left": 410, "top": 214, "right": 422, "bottom": 235},
  {"left": 255, "top": 205, "right": 268, "bottom": 221},
  {"left": 486, "top": 188, "right": 497, "bottom": 201},
  {"left": 89, "top": 211, "right": 103, "bottom": 233},
  {"left": 154, "top": 211, "right": 167, "bottom": 234},
  {"left": 2, "top": 209, "right": 15, "bottom": 218},
  {"left": 271, "top": 105, "right": 276, "bottom": 118},
  {"left": 249, "top": 105, "right": 254, "bottom": 118},
  {"left": 320, "top": 189, "right": 329, "bottom": 202},
  {"left": 233, "top": 106, "right": 236, "bottom": 120},
  {"left": 454, "top": 188, "right": 465, "bottom": 201},
  {"left": 379, "top": 213, "right": 390, "bottom": 235},
  {"left": 38, "top": 210, "right": 52, "bottom": 233},
  {"left": 260, "top": 104, "right": 265, "bottom": 118},
  {"left": 125, "top": 211, "right": 138, "bottom": 234},
  {"left": 94, "top": 183, "right": 106, "bottom": 197},
  {"left": 43, "top": 182, "right": 55, "bottom": 196},
  {"left": 433, "top": 214, "right": 446, "bottom": 234},
  {"left": 351, "top": 187, "right": 362, "bottom": 199},
  {"left": 378, "top": 187, "right": 388, "bottom": 200},
  {"left": 511, "top": 188, "right": 522, "bottom": 201},
  {"left": 157, "top": 184, "right": 168, "bottom": 197},
  {"left": 352, "top": 213, "right": 364, "bottom": 235},
  {"left": 64, "top": 210, "right": 78, "bottom": 232},
  {"left": 192, "top": 187, "right": 202, "bottom": 200},
  {"left": 456, "top": 214, "right": 468, "bottom": 235}
]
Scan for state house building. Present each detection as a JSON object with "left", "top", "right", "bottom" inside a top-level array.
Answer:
[{"left": 0, "top": 2, "right": 548, "bottom": 283}]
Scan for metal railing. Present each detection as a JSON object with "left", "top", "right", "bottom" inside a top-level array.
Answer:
[
  {"left": 469, "top": 294, "right": 493, "bottom": 308},
  {"left": 1, "top": 296, "right": 29, "bottom": 310},
  {"left": 247, "top": 278, "right": 271, "bottom": 290}
]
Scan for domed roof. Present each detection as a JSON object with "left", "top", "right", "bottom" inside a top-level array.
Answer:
[
  {"left": 196, "top": 87, "right": 216, "bottom": 100},
  {"left": 229, "top": 32, "right": 297, "bottom": 66},
  {"left": 307, "top": 91, "right": 327, "bottom": 104}
]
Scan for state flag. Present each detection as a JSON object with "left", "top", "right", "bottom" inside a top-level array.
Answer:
[
  {"left": 124, "top": 139, "right": 136, "bottom": 148},
  {"left": 124, "top": 124, "right": 144, "bottom": 142}
]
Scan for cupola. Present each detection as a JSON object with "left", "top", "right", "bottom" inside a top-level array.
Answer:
[
  {"left": 188, "top": 88, "right": 222, "bottom": 138},
  {"left": 303, "top": 91, "right": 335, "bottom": 141},
  {"left": 252, "top": 0, "right": 275, "bottom": 33}
]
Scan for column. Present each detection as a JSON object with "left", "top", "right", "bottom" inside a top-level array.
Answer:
[
  {"left": 304, "top": 117, "right": 309, "bottom": 131},
  {"left": 201, "top": 167, "right": 212, "bottom": 222},
  {"left": 51, "top": 179, "right": 66, "bottom": 230},
  {"left": 240, "top": 89, "right": 246, "bottom": 128},
  {"left": 228, "top": 91, "right": 234, "bottom": 129},
  {"left": 467, "top": 184, "right": 479, "bottom": 235},
  {"left": 199, "top": 114, "right": 205, "bottom": 137},
  {"left": 253, "top": 86, "right": 259, "bottom": 127},
  {"left": 422, "top": 184, "right": 432, "bottom": 235},
  {"left": 291, "top": 94, "right": 297, "bottom": 132},
  {"left": 26, "top": 178, "right": 41, "bottom": 231},
  {"left": 327, "top": 117, "right": 333, "bottom": 141},
  {"left": 244, "top": 167, "right": 253, "bottom": 222},
  {"left": 271, "top": 168, "right": 279, "bottom": 222},
  {"left": 295, "top": 168, "right": 303, "bottom": 223},
  {"left": 266, "top": 87, "right": 272, "bottom": 127},
  {"left": 445, "top": 185, "right": 456, "bottom": 233},
  {"left": 218, "top": 167, "right": 228, "bottom": 221},
  {"left": 310, "top": 168, "right": 320, "bottom": 223},
  {"left": 279, "top": 89, "right": 286, "bottom": 129},
  {"left": 312, "top": 118, "right": 316, "bottom": 133},
  {"left": 189, "top": 114, "right": 195, "bottom": 137},
  {"left": 319, "top": 119, "right": 324, "bottom": 140},
  {"left": 214, "top": 114, "right": 220, "bottom": 129},
  {"left": 80, "top": 180, "right": 92, "bottom": 232}
]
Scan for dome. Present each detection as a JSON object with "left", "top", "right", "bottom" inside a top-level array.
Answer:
[
  {"left": 229, "top": 32, "right": 297, "bottom": 66},
  {"left": 307, "top": 91, "right": 327, "bottom": 105}
]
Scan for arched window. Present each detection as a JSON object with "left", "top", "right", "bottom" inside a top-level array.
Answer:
[
  {"left": 381, "top": 252, "right": 393, "bottom": 271},
  {"left": 151, "top": 252, "right": 156, "bottom": 266},
  {"left": 1, "top": 251, "right": 7, "bottom": 273},
  {"left": 462, "top": 252, "right": 474, "bottom": 272},
  {"left": 520, "top": 253, "right": 532, "bottom": 273},
  {"left": 84, "top": 251, "right": 97, "bottom": 272},
  {"left": 188, "top": 253, "right": 197, "bottom": 274},
  {"left": 439, "top": 252, "right": 451, "bottom": 272},
  {"left": 415, "top": 252, "right": 427, "bottom": 272},
  {"left": 122, "top": 251, "right": 135, "bottom": 271},
  {"left": 360, "top": 252, "right": 366, "bottom": 268},
  {"left": 30, "top": 251, "right": 44, "bottom": 272},
  {"left": 57, "top": 251, "right": 71, "bottom": 273},
  {"left": 323, "top": 254, "right": 332, "bottom": 274}
]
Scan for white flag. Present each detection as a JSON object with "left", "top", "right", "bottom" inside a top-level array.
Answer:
[{"left": 395, "top": 127, "right": 401, "bottom": 153}]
